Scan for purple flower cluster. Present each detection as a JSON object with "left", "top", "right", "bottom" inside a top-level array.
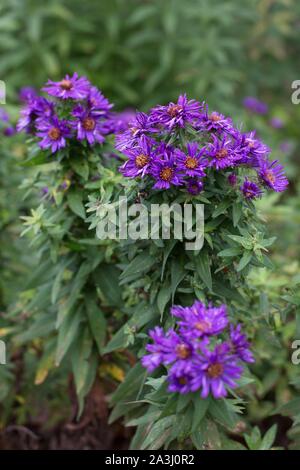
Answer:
[
  {"left": 0, "top": 108, "right": 16, "bottom": 137},
  {"left": 243, "top": 96, "right": 268, "bottom": 115},
  {"left": 142, "top": 301, "right": 254, "bottom": 399},
  {"left": 117, "top": 95, "right": 288, "bottom": 196},
  {"left": 17, "top": 73, "right": 114, "bottom": 153}
]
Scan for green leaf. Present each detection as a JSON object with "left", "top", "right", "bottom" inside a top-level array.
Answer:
[
  {"left": 67, "top": 191, "right": 86, "bottom": 219},
  {"left": 195, "top": 251, "right": 212, "bottom": 291},
  {"left": 259, "top": 424, "right": 277, "bottom": 450},
  {"left": 157, "top": 283, "right": 172, "bottom": 317},
  {"left": 70, "top": 158, "right": 89, "bottom": 180},
  {"left": 120, "top": 253, "right": 156, "bottom": 282},
  {"left": 55, "top": 309, "right": 82, "bottom": 366},
  {"left": 208, "top": 399, "right": 238, "bottom": 429},
  {"left": 85, "top": 298, "right": 107, "bottom": 354},
  {"left": 236, "top": 250, "right": 252, "bottom": 272},
  {"left": 192, "top": 397, "right": 210, "bottom": 432}
]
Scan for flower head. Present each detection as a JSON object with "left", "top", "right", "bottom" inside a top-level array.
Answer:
[
  {"left": 207, "top": 135, "right": 242, "bottom": 170},
  {"left": 196, "top": 343, "right": 243, "bottom": 399},
  {"left": 243, "top": 96, "right": 268, "bottom": 114},
  {"left": 19, "top": 86, "right": 37, "bottom": 103},
  {"left": 120, "top": 136, "right": 153, "bottom": 178},
  {"left": 71, "top": 104, "right": 107, "bottom": 145},
  {"left": 175, "top": 142, "right": 207, "bottom": 177},
  {"left": 36, "top": 115, "right": 71, "bottom": 153},
  {"left": 42, "top": 73, "right": 91, "bottom": 100},
  {"left": 228, "top": 324, "right": 255, "bottom": 363},
  {"left": 198, "top": 107, "right": 234, "bottom": 134},
  {"left": 115, "top": 111, "right": 156, "bottom": 151},
  {"left": 240, "top": 178, "right": 263, "bottom": 199},
  {"left": 258, "top": 159, "right": 288, "bottom": 192},
  {"left": 87, "top": 86, "right": 113, "bottom": 115},
  {"left": 186, "top": 178, "right": 203, "bottom": 195},
  {"left": 150, "top": 94, "right": 203, "bottom": 130},
  {"left": 150, "top": 147, "right": 183, "bottom": 189},
  {"left": 171, "top": 301, "right": 228, "bottom": 339}
]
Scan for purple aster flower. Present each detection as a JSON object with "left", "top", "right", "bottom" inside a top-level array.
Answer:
[
  {"left": 243, "top": 96, "right": 268, "bottom": 114},
  {"left": 186, "top": 178, "right": 203, "bottom": 195},
  {"left": 237, "top": 131, "right": 270, "bottom": 167},
  {"left": 168, "top": 362, "right": 199, "bottom": 394},
  {"left": 120, "top": 136, "right": 153, "bottom": 178},
  {"left": 149, "top": 94, "right": 203, "bottom": 130},
  {"left": 71, "top": 104, "right": 106, "bottom": 145},
  {"left": 87, "top": 86, "right": 113, "bottom": 116},
  {"left": 171, "top": 301, "right": 228, "bottom": 339},
  {"left": 258, "top": 159, "right": 288, "bottom": 192},
  {"left": 17, "top": 97, "right": 54, "bottom": 133},
  {"left": 150, "top": 150, "right": 183, "bottom": 190},
  {"left": 3, "top": 126, "right": 16, "bottom": 137},
  {"left": 19, "top": 86, "right": 37, "bottom": 103},
  {"left": 270, "top": 117, "right": 284, "bottom": 129},
  {"left": 108, "top": 109, "right": 136, "bottom": 133},
  {"left": 228, "top": 173, "right": 237, "bottom": 186},
  {"left": 141, "top": 327, "right": 194, "bottom": 373},
  {"left": 206, "top": 135, "right": 242, "bottom": 170},
  {"left": 240, "top": 178, "right": 263, "bottom": 199},
  {"left": 228, "top": 324, "right": 255, "bottom": 363},
  {"left": 175, "top": 142, "right": 207, "bottom": 177},
  {"left": 196, "top": 343, "right": 243, "bottom": 399},
  {"left": 115, "top": 111, "right": 156, "bottom": 151},
  {"left": 36, "top": 115, "right": 71, "bottom": 153},
  {"left": 42, "top": 73, "right": 91, "bottom": 100},
  {"left": 197, "top": 106, "right": 235, "bottom": 135}
]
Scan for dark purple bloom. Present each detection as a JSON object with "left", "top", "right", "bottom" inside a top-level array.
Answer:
[
  {"left": 228, "top": 324, "right": 255, "bottom": 363},
  {"left": 228, "top": 173, "right": 237, "bottom": 186},
  {"left": 115, "top": 111, "right": 156, "bottom": 151},
  {"left": 120, "top": 136, "right": 153, "bottom": 178},
  {"left": 240, "top": 178, "right": 263, "bottom": 199},
  {"left": 141, "top": 327, "right": 194, "bottom": 373},
  {"left": 243, "top": 96, "right": 268, "bottom": 114},
  {"left": 196, "top": 343, "right": 243, "bottom": 399},
  {"left": 206, "top": 135, "right": 242, "bottom": 170},
  {"left": 270, "top": 117, "right": 284, "bottom": 129},
  {"left": 3, "top": 126, "right": 16, "bottom": 137},
  {"left": 42, "top": 73, "right": 91, "bottom": 100},
  {"left": 0, "top": 108, "right": 9, "bottom": 122},
  {"left": 150, "top": 151, "right": 183, "bottom": 190},
  {"left": 108, "top": 109, "right": 136, "bottom": 133},
  {"left": 198, "top": 107, "right": 235, "bottom": 135},
  {"left": 36, "top": 115, "right": 71, "bottom": 153},
  {"left": 168, "top": 362, "right": 199, "bottom": 394},
  {"left": 175, "top": 143, "right": 207, "bottom": 177},
  {"left": 258, "top": 159, "right": 288, "bottom": 192},
  {"left": 71, "top": 105, "right": 106, "bottom": 145},
  {"left": 19, "top": 86, "right": 37, "bottom": 103},
  {"left": 150, "top": 94, "right": 203, "bottom": 130},
  {"left": 171, "top": 301, "right": 228, "bottom": 339},
  {"left": 17, "top": 97, "right": 54, "bottom": 133},
  {"left": 186, "top": 178, "right": 203, "bottom": 195}
]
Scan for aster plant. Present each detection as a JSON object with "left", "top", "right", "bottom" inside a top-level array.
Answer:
[
  {"left": 14, "top": 74, "right": 125, "bottom": 414},
  {"left": 93, "top": 94, "right": 288, "bottom": 449}
]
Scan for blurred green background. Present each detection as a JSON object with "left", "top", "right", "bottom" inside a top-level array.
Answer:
[{"left": 1, "top": 0, "right": 300, "bottom": 449}]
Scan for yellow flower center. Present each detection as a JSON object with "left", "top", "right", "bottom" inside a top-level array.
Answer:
[
  {"left": 59, "top": 79, "right": 73, "bottom": 90},
  {"left": 168, "top": 104, "right": 182, "bottom": 117},
  {"left": 160, "top": 167, "right": 173, "bottom": 181},
  {"left": 176, "top": 344, "right": 191, "bottom": 359},
  {"left": 195, "top": 320, "right": 210, "bottom": 332},
  {"left": 215, "top": 148, "right": 228, "bottom": 159},
  {"left": 83, "top": 117, "right": 96, "bottom": 131},
  {"left": 135, "top": 154, "right": 149, "bottom": 168},
  {"left": 207, "top": 363, "right": 224, "bottom": 378},
  {"left": 48, "top": 127, "right": 61, "bottom": 140},
  {"left": 185, "top": 156, "right": 198, "bottom": 169},
  {"left": 209, "top": 112, "right": 221, "bottom": 122},
  {"left": 266, "top": 170, "right": 275, "bottom": 184}
]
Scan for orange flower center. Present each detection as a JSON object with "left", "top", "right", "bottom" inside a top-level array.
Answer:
[
  {"left": 168, "top": 104, "right": 182, "bottom": 117},
  {"left": 207, "top": 363, "right": 224, "bottom": 378},
  {"left": 160, "top": 167, "right": 173, "bottom": 181},
  {"left": 266, "top": 170, "right": 275, "bottom": 184},
  {"left": 209, "top": 112, "right": 221, "bottom": 122},
  {"left": 48, "top": 127, "right": 61, "bottom": 140},
  {"left": 215, "top": 148, "right": 228, "bottom": 159},
  {"left": 59, "top": 79, "right": 73, "bottom": 90},
  {"left": 195, "top": 320, "right": 210, "bottom": 333},
  {"left": 185, "top": 156, "right": 198, "bottom": 169},
  {"left": 83, "top": 117, "right": 96, "bottom": 131},
  {"left": 179, "top": 377, "right": 187, "bottom": 385},
  {"left": 176, "top": 344, "right": 191, "bottom": 359},
  {"left": 135, "top": 154, "right": 149, "bottom": 168}
]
